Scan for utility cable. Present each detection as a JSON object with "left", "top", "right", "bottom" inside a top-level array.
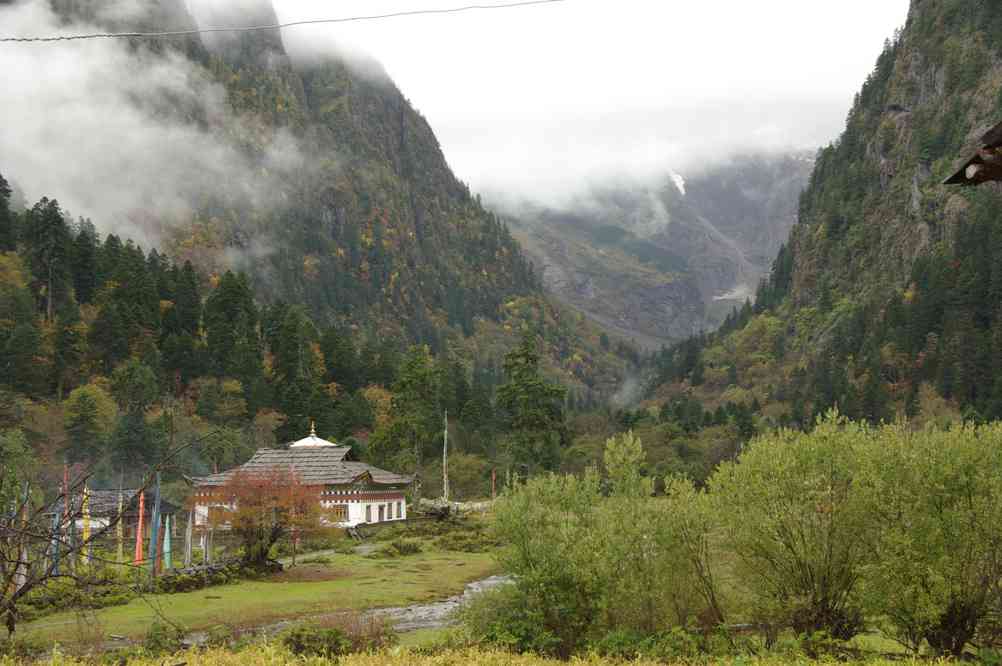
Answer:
[{"left": 0, "top": 0, "right": 567, "bottom": 43}]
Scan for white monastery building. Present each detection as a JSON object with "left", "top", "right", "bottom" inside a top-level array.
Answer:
[{"left": 192, "top": 425, "right": 412, "bottom": 528}]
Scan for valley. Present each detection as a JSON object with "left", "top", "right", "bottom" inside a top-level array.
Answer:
[
  {"left": 5, "top": 0, "right": 1002, "bottom": 663},
  {"left": 504, "top": 153, "right": 814, "bottom": 348}
]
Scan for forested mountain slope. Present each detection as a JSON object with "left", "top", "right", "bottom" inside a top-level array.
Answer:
[
  {"left": 0, "top": 0, "right": 635, "bottom": 497},
  {"left": 649, "top": 0, "right": 1002, "bottom": 428},
  {"left": 506, "top": 153, "right": 813, "bottom": 348},
  {"left": 17, "top": 0, "right": 631, "bottom": 396}
]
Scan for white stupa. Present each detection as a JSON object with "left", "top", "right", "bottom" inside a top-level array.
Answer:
[{"left": 289, "top": 421, "right": 340, "bottom": 448}]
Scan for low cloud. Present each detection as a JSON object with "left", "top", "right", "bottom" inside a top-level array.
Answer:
[{"left": 0, "top": 0, "right": 299, "bottom": 245}]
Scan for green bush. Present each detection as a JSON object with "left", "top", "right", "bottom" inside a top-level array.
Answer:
[
  {"left": 204, "top": 624, "right": 236, "bottom": 648},
  {"left": 590, "top": 627, "right": 724, "bottom": 661},
  {"left": 142, "top": 620, "right": 186, "bottom": 655},
  {"left": 0, "top": 635, "right": 46, "bottom": 660},
  {"left": 299, "top": 555, "right": 333, "bottom": 565},
  {"left": 459, "top": 585, "right": 562, "bottom": 657},
  {"left": 372, "top": 538, "right": 423, "bottom": 558},
  {"left": 281, "top": 625, "right": 351, "bottom": 657}
]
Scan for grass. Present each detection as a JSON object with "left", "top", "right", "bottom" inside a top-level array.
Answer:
[
  {"left": 396, "top": 627, "right": 452, "bottom": 648},
  {"left": 0, "top": 645, "right": 955, "bottom": 665},
  {"left": 20, "top": 549, "right": 497, "bottom": 646}
]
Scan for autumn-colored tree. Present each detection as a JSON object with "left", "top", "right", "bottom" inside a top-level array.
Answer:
[{"left": 204, "top": 468, "right": 327, "bottom": 566}]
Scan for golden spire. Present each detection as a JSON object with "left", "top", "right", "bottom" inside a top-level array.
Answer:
[{"left": 310, "top": 420, "right": 317, "bottom": 437}]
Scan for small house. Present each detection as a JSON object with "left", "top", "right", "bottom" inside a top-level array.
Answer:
[{"left": 191, "top": 425, "right": 412, "bottom": 528}]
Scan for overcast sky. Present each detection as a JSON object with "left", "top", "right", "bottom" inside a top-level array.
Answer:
[{"left": 273, "top": 0, "right": 911, "bottom": 202}]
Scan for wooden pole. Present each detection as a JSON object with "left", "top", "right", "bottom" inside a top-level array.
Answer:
[
  {"left": 184, "top": 509, "right": 193, "bottom": 568},
  {"left": 116, "top": 475, "right": 124, "bottom": 564},
  {"left": 442, "top": 409, "right": 449, "bottom": 503}
]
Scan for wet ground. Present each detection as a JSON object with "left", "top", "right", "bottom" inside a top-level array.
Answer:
[
  {"left": 368, "top": 575, "right": 511, "bottom": 632},
  {"left": 184, "top": 574, "right": 512, "bottom": 646}
]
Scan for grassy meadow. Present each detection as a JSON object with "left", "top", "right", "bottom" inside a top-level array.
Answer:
[{"left": 19, "top": 547, "right": 496, "bottom": 647}]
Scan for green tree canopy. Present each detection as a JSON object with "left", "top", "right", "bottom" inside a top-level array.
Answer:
[{"left": 496, "top": 332, "right": 567, "bottom": 472}]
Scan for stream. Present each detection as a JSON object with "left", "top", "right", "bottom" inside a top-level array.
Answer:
[
  {"left": 183, "top": 574, "right": 512, "bottom": 646},
  {"left": 368, "top": 574, "right": 511, "bottom": 632}
]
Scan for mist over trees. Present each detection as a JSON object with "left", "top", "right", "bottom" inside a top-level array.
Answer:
[{"left": 0, "top": 170, "right": 592, "bottom": 497}]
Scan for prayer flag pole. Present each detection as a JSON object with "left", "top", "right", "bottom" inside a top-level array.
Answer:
[
  {"left": 163, "top": 514, "right": 172, "bottom": 571},
  {"left": 134, "top": 491, "right": 145, "bottom": 565},
  {"left": 442, "top": 409, "right": 449, "bottom": 502},
  {"left": 148, "top": 473, "right": 162, "bottom": 577},
  {"left": 80, "top": 485, "right": 90, "bottom": 568}
]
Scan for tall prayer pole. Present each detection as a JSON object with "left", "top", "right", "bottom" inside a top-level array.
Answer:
[
  {"left": 134, "top": 491, "right": 145, "bottom": 565},
  {"left": 80, "top": 485, "right": 90, "bottom": 568},
  {"left": 163, "top": 514, "right": 172, "bottom": 571},
  {"left": 14, "top": 482, "right": 29, "bottom": 593},
  {"left": 442, "top": 409, "right": 449, "bottom": 503},
  {"left": 183, "top": 508, "right": 194, "bottom": 568},
  {"left": 116, "top": 486, "right": 124, "bottom": 564},
  {"left": 49, "top": 507, "right": 61, "bottom": 576},
  {"left": 148, "top": 473, "right": 162, "bottom": 577}
]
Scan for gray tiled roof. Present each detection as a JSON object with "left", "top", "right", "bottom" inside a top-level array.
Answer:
[
  {"left": 48, "top": 489, "right": 179, "bottom": 517},
  {"left": 193, "top": 447, "right": 412, "bottom": 487}
]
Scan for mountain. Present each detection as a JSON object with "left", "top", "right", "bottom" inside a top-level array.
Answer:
[
  {"left": 24, "top": 0, "right": 632, "bottom": 398},
  {"left": 503, "top": 153, "right": 813, "bottom": 348},
  {"left": 649, "top": 0, "right": 1002, "bottom": 428}
]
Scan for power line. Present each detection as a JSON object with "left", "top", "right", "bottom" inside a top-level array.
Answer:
[{"left": 0, "top": 0, "right": 568, "bottom": 44}]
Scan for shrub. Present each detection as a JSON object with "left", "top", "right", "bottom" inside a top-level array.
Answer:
[
  {"left": 858, "top": 423, "right": 1002, "bottom": 656},
  {"left": 459, "top": 585, "right": 562, "bottom": 657},
  {"left": 0, "top": 635, "right": 46, "bottom": 660},
  {"left": 710, "top": 415, "right": 873, "bottom": 640},
  {"left": 204, "top": 624, "right": 236, "bottom": 648},
  {"left": 372, "top": 539, "right": 422, "bottom": 558},
  {"left": 299, "top": 555, "right": 333, "bottom": 565},
  {"left": 317, "top": 612, "right": 397, "bottom": 653},
  {"left": 281, "top": 625, "right": 351, "bottom": 657},
  {"left": 282, "top": 613, "right": 395, "bottom": 657},
  {"left": 142, "top": 620, "right": 186, "bottom": 655}
]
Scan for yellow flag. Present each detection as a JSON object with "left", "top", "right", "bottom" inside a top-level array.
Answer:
[{"left": 80, "top": 486, "right": 91, "bottom": 568}]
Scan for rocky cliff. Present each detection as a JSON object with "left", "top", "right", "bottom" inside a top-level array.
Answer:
[{"left": 506, "top": 153, "right": 813, "bottom": 348}]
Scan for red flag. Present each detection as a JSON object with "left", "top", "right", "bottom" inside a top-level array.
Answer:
[{"left": 134, "top": 491, "right": 145, "bottom": 565}]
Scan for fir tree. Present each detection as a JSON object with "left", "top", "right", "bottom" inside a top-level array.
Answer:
[
  {"left": 175, "top": 261, "right": 202, "bottom": 336},
  {"left": 53, "top": 301, "right": 86, "bottom": 399},
  {"left": 0, "top": 172, "right": 14, "bottom": 251},
  {"left": 23, "top": 198, "right": 71, "bottom": 321},
  {"left": 70, "top": 220, "right": 98, "bottom": 304},
  {"left": 496, "top": 332, "right": 567, "bottom": 472}
]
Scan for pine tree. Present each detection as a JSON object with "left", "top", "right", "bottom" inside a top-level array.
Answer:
[
  {"left": 64, "top": 390, "right": 105, "bottom": 463},
  {"left": 496, "top": 332, "right": 567, "bottom": 472},
  {"left": 53, "top": 301, "right": 86, "bottom": 399},
  {"left": 0, "top": 172, "right": 14, "bottom": 251},
  {"left": 116, "top": 241, "right": 160, "bottom": 333},
  {"left": 321, "top": 327, "right": 361, "bottom": 392},
  {"left": 861, "top": 355, "right": 889, "bottom": 424},
  {"left": 90, "top": 302, "right": 131, "bottom": 374},
  {"left": 23, "top": 198, "right": 71, "bottom": 321},
  {"left": 3, "top": 322, "right": 45, "bottom": 396},
  {"left": 108, "top": 410, "right": 164, "bottom": 471},
  {"left": 204, "top": 271, "right": 258, "bottom": 376},
  {"left": 70, "top": 220, "right": 98, "bottom": 304},
  {"left": 175, "top": 261, "right": 201, "bottom": 336}
]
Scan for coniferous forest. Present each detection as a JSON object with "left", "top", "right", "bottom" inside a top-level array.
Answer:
[{"left": 0, "top": 169, "right": 593, "bottom": 499}]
